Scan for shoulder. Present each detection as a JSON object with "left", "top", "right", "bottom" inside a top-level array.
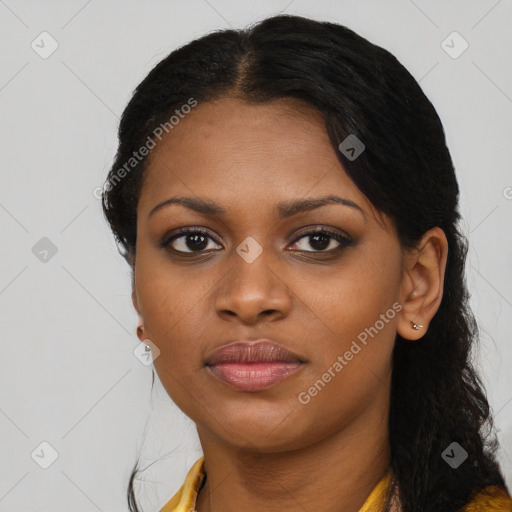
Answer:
[
  {"left": 459, "top": 484, "right": 512, "bottom": 511},
  {"left": 160, "top": 457, "right": 205, "bottom": 512}
]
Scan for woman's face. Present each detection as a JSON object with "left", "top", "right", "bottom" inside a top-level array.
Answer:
[{"left": 132, "top": 96, "right": 418, "bottom": 452}]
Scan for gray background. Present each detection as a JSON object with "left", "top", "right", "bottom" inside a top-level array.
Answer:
[{"left": 1, "top": 1, "right": 511, "bottom": 511}]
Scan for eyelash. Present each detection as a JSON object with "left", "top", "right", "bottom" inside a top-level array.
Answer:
[{"left": 159, "top": 226, "right": 353, "bottom": 255}]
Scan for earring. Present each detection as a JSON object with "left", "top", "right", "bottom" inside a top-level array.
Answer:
[{"left": 411, "top": 321, "right": 424, "bottom": 330}]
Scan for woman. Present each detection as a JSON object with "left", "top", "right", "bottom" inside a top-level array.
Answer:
[{"left": 101, "top": 14, "right": 512, "bottom": 512}]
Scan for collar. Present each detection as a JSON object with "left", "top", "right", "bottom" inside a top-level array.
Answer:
[
  {"left": 160, "top": 456, "right": 512, "bottom": 511},
  {"left": 160, "top": 456, "right": 393, "bottom": 512}
]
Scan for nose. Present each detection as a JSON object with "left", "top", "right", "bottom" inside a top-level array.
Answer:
[{"left": 214, "top": 248, "right": 292, "bottom": 325}]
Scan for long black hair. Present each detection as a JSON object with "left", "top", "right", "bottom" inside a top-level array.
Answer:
[{"left": 101, "top": 14, "right": 508, "bottom": 511}]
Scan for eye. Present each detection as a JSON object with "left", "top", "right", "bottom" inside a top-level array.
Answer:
[
  {"left": 160, "top": 225, "right": 353, "bottom": 256},
  {"left": 160, "top": 227, "right": 222, "bottom": 254},
  {"left": 288, "top": 227, "right": 353, "bottom": 253}
]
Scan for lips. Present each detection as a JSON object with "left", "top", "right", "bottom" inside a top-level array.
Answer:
[
  {"left": 205, "top": 339, "right": 304, "bottom": 365},
  {"left": 204, "top": 339, "right": 305, "bottom": 392}
]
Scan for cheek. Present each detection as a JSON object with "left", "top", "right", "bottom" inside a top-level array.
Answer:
[
  {"left": 296, "top": 252, "right": 400, "bottom": 351},
  {"left": 290, "top": 255, "right": 400, "bottom": 423},
  {"left": 295, "top": 295, "right": 397, "bottom": 433},
  {"left": 135, "top": 262, "right": 209, "bottom": 365}
]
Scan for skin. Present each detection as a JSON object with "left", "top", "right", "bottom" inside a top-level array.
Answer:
[{"left": 131, "top": 96, "right": 448, "bottom": 512}]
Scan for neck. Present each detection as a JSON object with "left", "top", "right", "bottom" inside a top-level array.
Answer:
[{"left": 194, "top": 402, "right": 390, "bottom": 512}]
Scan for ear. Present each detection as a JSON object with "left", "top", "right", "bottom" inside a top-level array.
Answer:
[
  {"left": 132, "top": 287, "right": 145, "bottom": 342},
  {"left": 132, "top": 287, "right": 140, "bottom": 315},
  {"left": 396, "top": 227, "right": 448, "bottom": 340}
]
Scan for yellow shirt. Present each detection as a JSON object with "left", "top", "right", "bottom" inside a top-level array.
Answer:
[{"left": 161, "top": 456, "right": 512, "bottom": 512}]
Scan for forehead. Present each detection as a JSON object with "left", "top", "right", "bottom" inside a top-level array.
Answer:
[
  {"left": 146, "top": 96, "right": 329, "bottom": 167},
  {"left": 138, "top": 96, "right": 379, "bottom": 223}
]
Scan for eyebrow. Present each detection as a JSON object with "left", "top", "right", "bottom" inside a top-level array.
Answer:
[{"left": 148, "top": 195, "right": 366, "bottom": 222}]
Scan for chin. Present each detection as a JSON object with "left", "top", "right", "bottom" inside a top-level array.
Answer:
[{"left": 205, "top": 405, "right": 311, "bottom": 452}]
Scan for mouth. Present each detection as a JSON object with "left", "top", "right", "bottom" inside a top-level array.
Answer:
[{"left": 204, "top": 339, "right": 305, "bottom": 392}]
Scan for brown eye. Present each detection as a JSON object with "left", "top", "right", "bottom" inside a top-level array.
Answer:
[
  {"left": 160, "top": 227, "right": 222, "bottom": 254},
  {"left": 289, "top": 228, "right": 353, "bottom": 253}
]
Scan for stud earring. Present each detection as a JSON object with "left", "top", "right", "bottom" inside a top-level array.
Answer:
[{"left": 411, "top": 321, "right": 424, "bottom": 330}]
